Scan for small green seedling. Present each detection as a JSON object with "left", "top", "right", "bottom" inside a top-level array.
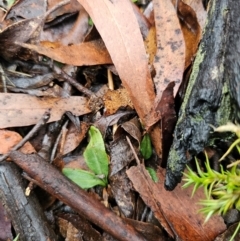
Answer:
[
  {"left": 146, "top": 167, "right": 158, "bottom": 183},
  {"left": 140, "top": 133, "right": 152, "bottom": 160},
  {"left": 63, "top": 126, "right": 109, "bottom": 189},
  {"left": 140, "top": 133, "right": 158, "bottom": 182}
]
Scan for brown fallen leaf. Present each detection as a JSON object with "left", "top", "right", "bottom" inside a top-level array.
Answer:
[
  {"left": 127, "top": 166, "right": 226, "bottom": 241},
  {"left": 61, "top": 122, "right": 89, "bottom": 155},
  {"left": 153, "top": 0, "right": 185, "bottom": 104},
  {"left": 78, "top": 0, "right": 156, "bottom": 128},
  {"left": 0, "top": 93, "right": 90, "bottom": 128},
  {"left": 19, "top": 40, "right": 112, "bottom": 66},
  {"left": 0, "top": 130, "right": 36, "bottom": 155}
]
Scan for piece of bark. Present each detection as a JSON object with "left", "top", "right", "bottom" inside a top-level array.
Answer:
[
  {"left": 0, "top": 162, "right": 57, "bottom": 241},
  {"left": 165, "top": 0, "right": 238, "bottom": 190},
  {"left": 8, "top": 151, "right": 147, "bottom": 241}
]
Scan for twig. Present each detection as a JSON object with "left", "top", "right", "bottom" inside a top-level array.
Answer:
[
  {"left": 0, "top": 111, "right": 50, "bottom": 162},
  {"left": 9, "top": 151, "right": 147, "bottom": 241},
  {"left": 52, "top": 64, "right": 95, "bottom": 97},
  {"left": 126, "top": 136, "right": 141, "bottom": 165}
]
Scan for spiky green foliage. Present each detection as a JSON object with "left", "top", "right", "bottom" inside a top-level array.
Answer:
[{"left": 183, "top": 122, "right": 240, "bottom": 241}]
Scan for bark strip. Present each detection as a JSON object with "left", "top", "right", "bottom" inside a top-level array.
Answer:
[{"left": 0, "top": 162, "right": 57, "bottom": 241}]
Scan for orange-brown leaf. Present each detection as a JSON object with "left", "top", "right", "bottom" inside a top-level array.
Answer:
[
  {"left": 0, "top": 130, "right": 35, "bottom": 155},
  {"left": 19, "top": 40, "right": 112, "bottom": 66}
]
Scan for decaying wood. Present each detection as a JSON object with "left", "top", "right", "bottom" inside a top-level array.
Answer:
[
  {"left": 0, "top": 162, "right": 57, "bottom": 240},
  {"left": 165, "top": 0, "right": 239, "bottom": 190},
  {"left": 9, "top": 151, "right": 148, "bottom": 241}
]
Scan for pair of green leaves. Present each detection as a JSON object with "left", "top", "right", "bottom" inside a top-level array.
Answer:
[{"left": 63, "top": 126, "right": 109, "bottom": 189}]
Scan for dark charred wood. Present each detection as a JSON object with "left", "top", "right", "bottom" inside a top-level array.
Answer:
[
  {"left": 0, "top": 162, "right": 57, "bottom": 240},
  {"left": 165, "top": 0, "right": 239, "bottom": 190}
]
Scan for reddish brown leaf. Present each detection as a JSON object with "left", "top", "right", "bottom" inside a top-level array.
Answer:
[
  {"left": 20, "top": 40, "right": 112, "bottom": 66},
  {"left": 0, "top": 130, "right": 35, "bottom": 155},
  {"left": 0, "top": 93, "right": 90, "bottom": 128},
  {"left": 77, "top": 0, "right": 156, "bottom": 128},
  {"left": 153, "top": 0, "right": 185, "bottom": 104},
  {"left": 127, "top": 166, "right": 226, "bottom": 241}
]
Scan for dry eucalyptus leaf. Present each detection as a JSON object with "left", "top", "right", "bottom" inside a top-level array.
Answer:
[
  {"left": 153, "top": 0, "right": 185, "bottom": 104},
  {"left": 0, "top": 93, "right": 90, "bottom": 128}
]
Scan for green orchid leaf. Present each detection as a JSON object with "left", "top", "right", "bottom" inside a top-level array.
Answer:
[
  {"left": 63, "top": 168, "right": 106, "bottom": 189},
  {"left": 140, "top": 133, "right": 152, "bottom": 159},
  {"left": 146, "top": 167, "right": 158, "bottom": 183},
  {"left": 83, "top": 126, "right": 109, "bottom": 179},
  {"left": 13, "top": 234, "right": 20, "bottom": 241}
]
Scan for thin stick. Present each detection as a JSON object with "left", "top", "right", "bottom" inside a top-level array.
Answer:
[
  {"left": 0, "top": 111, "right": 50, "bottom": 162},
  {"left": 126, "top": 136, "right": 141, "bottom": 165},
  {"left": 52, "top": 64, "right": 95, "bottom": 97}
]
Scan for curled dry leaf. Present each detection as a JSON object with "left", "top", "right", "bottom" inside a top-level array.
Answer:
[
  {"left": 177, "top": 0, "right": 202, "bottom": 68},
  {"left": 110, "top": 136, "right": 135, "bottom": 176},
  {"left": 0, "top": 93, "right": 90, "bottom": 128},
  {"left": 78, "top": 0, "right": 156, "bottom": 128},
  {"left": 94, "top": 110, "right": 134, "bottom": 137},
  {"left": 153, "top": 0, "right": 185, "bottom": 104},
  {"left": 19, "top": 40, "right": 112, "bottom": 66},
  {"left": 182, "top": 0, "right": 207, "bottom": 30}
]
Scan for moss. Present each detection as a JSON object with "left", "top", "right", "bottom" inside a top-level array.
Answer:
[{"left": 168, "top": 148, "right": 179, "bottom": 171}]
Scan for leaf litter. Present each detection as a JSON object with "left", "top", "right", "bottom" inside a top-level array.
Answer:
[{"left": 0, "top": 0, "right": 229, "bottom": 240}]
